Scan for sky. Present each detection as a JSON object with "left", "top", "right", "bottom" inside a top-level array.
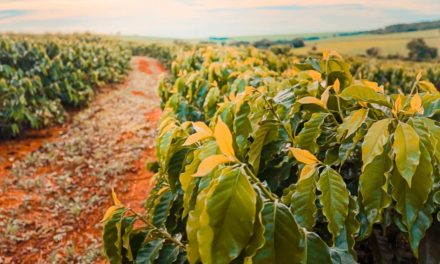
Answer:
[{"left": 0, "top": 0, "right": 439, "bottom": 38}]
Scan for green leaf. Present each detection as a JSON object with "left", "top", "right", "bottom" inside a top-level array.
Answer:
[
  {"left": 359, "top": 146, "right": 392, "bottom": 237},
  {"left": 330, "top": 248, "right": 357, "bottom": 264},
  {"left": 122, "top": 216, "right": 137, "bottom": 261},
  {"left": 244, "top": 193, "right": 265, "bottom": 261},
  {"left": 174, "top": 252, "right": 187, "bottom": 264},
  {"left": 157, "top": 127, "right": 179, "bottom": 168},
  {"left": 409, "top": 201, "right": 434, "bottom": 258},
  {"left": 339, "top": 85, "right": 391, "bottom": 108},
  {"left": 198, "top": 168, "right": 257, "bottom": 264},
  {"left": 422, "top": 94, "right": 440, "bottom": 117},
  {"left": 167, "top": 148, "right": 190, "bottom": 192},
  {"left": 318, "top": 167, "right": 349, "bottom": 242},
  {"left": 409, "top": 117, "right": 434, "bottom": 149},
  {"left": 248, "top": 120, "right": 279, "bottom": 173},
  {"left": 180, "top": 151, "right": 201, "bottom": 218},
  {"left": 391, "top": 143, "right": 433, "bottom": 230},
  {"left": 253, "top": 201, "right": 305, "bottom": 264},
  {"left": 103, "top": 208, "right": 126, "bottom": 264},
  {"left": 155, "top": 243, "right": 180, "bottom": 264},
  {"left": 128, "top": 229, "right": 151, "bottom": 262},
  {"left": 338, "top": 125, "right": 367, "bottom": 163},
  {"left": 234, "top": 101, "right": 252, "bottom": 157},
  {"left": 186, "top": 177, "right": 213, "bottom": 264},
  {"left": 304, "top": 232, "right": 332, "bottom": 264},
  {"left": 136, "top": 239, "right": 164, "bottom": 264},
  {"left": 336, "top": 108, "right": 368, "bottom": 141},
  {"left": 294, "top": 112, "right": 327, "bottom": 153},
  {"left": 290, "top": 168, "right": 318, "bottom": 230},
  {"left": 393, "top": 122, "right": 420, "bottom": 187},
  {"left": 335, "top": 196, "right": 360, "bottom": 259},
  {"left": 150, "top": 187, "right": 174, "bottom": 228},
  {"left": 434, "top": 191, "right": 440, "bottom": 205},
  {"left": 361, "top": 118, "right": 392, "bottom": 169},
  {"left": 422, "top": 118, "right": 440, "bottom": 161}
]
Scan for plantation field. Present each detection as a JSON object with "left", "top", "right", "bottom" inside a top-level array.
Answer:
[
  {"left": 233, "top": 29, "right": 440, "bottom": 56},
  {"left": 103, "top": 46, "right": 440, "bottom": 263},
  {"left": 1, "top": 34, "right": 440, "bottom": 263},
  {"left": 0, "top": 34, "right": 131, "bottom": 137}
]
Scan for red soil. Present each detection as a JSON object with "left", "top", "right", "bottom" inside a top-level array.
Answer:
[
  {"left": 138, "top": 59, "right": 153, "bottom": 75},
  {"left": 155, "top": 60, "right": 167, "bottom": 73},
  {"left": 0, "top": 125, "right": 68, "bottom": 185}
]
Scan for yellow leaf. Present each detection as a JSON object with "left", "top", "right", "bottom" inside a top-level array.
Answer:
[
  {"left": 181, "top": 121, "right": 192, "bottom": 129},
  {"left": 418, "top": 81, "right": 438, "bottom": 94},
  {"left": 258, "top": 86, "right": 268, "bottom": 94},
  {"left": 333, "top": 79, "right": 340, "bottom": 94},
  {"left": 214, "top": 117, "right": 235, "bottom": 158},
  {"left": 307, "top": 70, "right": 322, "bottom": 81},
  {"left": 101, "top": 205, "right": 122, "bottom": 223},
  {"left": 410, "top": 93, "right": 423, "bottom": 115},
  {"left": 183, "top": 132, "right": 210, "bottom": 146},
  {"left": 298, "top": 96, "right": 326, "bottom": 109},
  {"left": 299, "top": 164, "right": 317, "bottom": 182},
  {"left": 112, "top": 188, "right": 121, "bottom": 206},
  {"left": 193, "top": 154, "right": 231, "bottom": 177},
  {"left": 329, "top": 50, "right": 343, "bottom": 59},
  {"left": 361, "top": 80, "right": 383, "bottom": 93},
  {"left": 392, "top": 95, "right": 402, "bottom": 117},
  {"left": 322, "top": 50, "right": 329, "bottom": 60},
  {"left": 320, "top": 87, "right": 331, "bottom": 107},
  {"left": 282, "top": 68, "right": 299, "bottom": 77},
  {"left": 290, "top": 148, "right": 319, "bottom": 165},
  {"left": 159, "top": 115, "right": 174, "bottom": 131},
  {"left": 157, "top": 186, "right": 169, "bottom": 196},
  {"left": 244, "top": 86, "right": 254, "bottom": 97},
  {"left": 194, "top": 122, "right": 212, "bottom": 135},
  {"left": 223, "top": 95, "right": 230, "bottom": 103},
  {"left": 217, "top": 102, "right": 226, "bottom": 108},
  {"left": 359, "top": 101, "right": 368, "bottom": 108},
  {"left": 159, "top": 122, "right": 176, "bottom": 137},
  {"left": 183, "top": 122, "right": 213, "bottom": 146},
  {"left": 416, "top": 72, "right": 422, "bottom": 82}
]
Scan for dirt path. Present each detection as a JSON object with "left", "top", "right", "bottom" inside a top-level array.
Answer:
[{"left": 0, "top": 57, "right": 164, "bottom": 263}]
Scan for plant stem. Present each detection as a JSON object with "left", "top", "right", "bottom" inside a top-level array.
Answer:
[
  {"left": 128, "top": 208, "right": 185, "bottom": 248},
  {"left": 261, "top": 95, "right": 295, "bottom": 143},
  {"left": 243, "top": 165, "right": 277, "bottom": 202},
  {"left": 409, "top": 79, "right": 419, "bottom": 96},
  {"left": 336, "top": 96, "right": 344, "bottom": 120}
]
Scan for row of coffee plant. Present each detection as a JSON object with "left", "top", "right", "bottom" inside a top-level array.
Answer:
[
  {"left": 103, "top": 46, "right": 440, "bottom": 263},
  {"left": 128, "top": 42, "right": 176, "bottom": 69},
  {"left": 0, "top": 34, "right": 131, "bottom": 137},
  {"left": 350, "top": 57, "right": 440, "bottom": 94}
]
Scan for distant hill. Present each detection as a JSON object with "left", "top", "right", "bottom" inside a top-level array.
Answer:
[{"left": 368, "top": 20, "right": 440, "bottom": 34}]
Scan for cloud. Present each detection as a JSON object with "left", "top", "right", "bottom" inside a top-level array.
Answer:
[
  {"left": 0, "top": 9, "right": 28, "bottom": 20},
  {"left": 0, "top": 0, "right": 438, "bottom": 37}
]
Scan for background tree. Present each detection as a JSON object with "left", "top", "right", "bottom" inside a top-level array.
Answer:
[
  {"left": 407, "top": 38, "right": 437, "bottom": 61},
  {"left": 366, "top": 47, "right": 380, "bottom": 57}
]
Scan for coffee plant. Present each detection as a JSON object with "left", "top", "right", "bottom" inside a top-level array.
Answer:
[
  {"left": 0, "top": 34, "right": 131, "bottom": 137},
  {"left": 103, "top": 46, "right": 440, "bottom": 263}
]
